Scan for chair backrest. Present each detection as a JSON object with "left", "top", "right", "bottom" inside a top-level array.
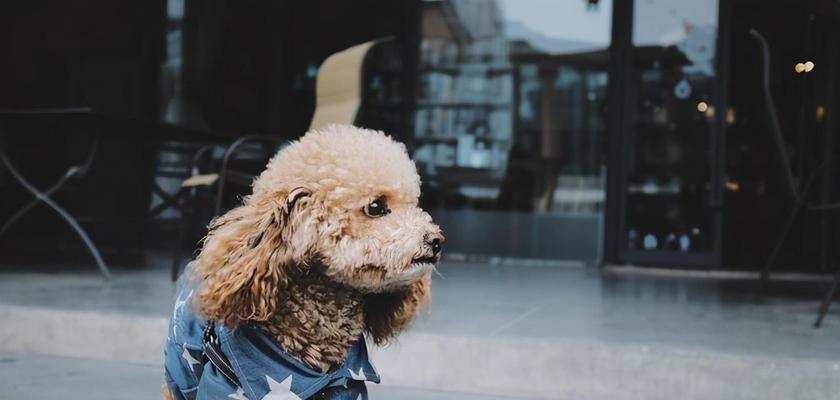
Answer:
[
  {"left": 214, "top": 39, "right": 386, "bottom": 214},
  {"left": 749, "top": 29, "right": 799, "bottom": 202},
  {"left": 308, "top": 39, "right": 381, "bottom": 130}
]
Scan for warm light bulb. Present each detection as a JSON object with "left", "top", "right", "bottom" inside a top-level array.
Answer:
[
  {"left": 795, "top": 63, "right": 806, "bottom": 73},
  {"left": 696, "top": 101, "right": 708, "bottom": 112},
  {"left": 705, "top": 106, "right": 716, "bottom": 119},
  {"left": 816, "top": 105, "right": 826, "bottom": 122},
  {"left": 726, "top": 107, "right": 736, "bottom": 125},
  {"left": 725, "top": 181, "right": 740, "bottom": 192}
]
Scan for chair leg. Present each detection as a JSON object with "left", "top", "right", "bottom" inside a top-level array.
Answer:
[
  {"left": 814, "top": 263, "right": 840, "bottom": 328},
  {"left": 39, "top": 195, "right": 111, "bottom": 281},
  {"left": 761, "top": 202, "right": 802, "bottom": 281},
  {"left": 172, "top": 189, "right": 198, "bottom": 282},
  {"left": 171, "top": 217, "right": 186, "bottom": 282}
]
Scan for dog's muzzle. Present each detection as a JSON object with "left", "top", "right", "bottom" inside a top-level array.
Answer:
[{"left": 411, "top": 232, "right": 444, "bottom": 265}]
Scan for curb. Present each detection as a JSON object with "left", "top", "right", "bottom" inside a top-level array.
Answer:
[{"left": 2, "top": 304, "right": 838, "bottom": 399}]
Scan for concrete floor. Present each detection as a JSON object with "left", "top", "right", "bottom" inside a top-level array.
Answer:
[
  {"left": 421, "top": 263, "right": 840, "bottom": 361},
  {"left": 0, "top": 353, "right": 532, "bottom": 400},
  {"left": 1, "top": 255, "right": 839, "bottom": 399},
  {"left": 0, "top": 255, "right": 838, "bottom": 361}
]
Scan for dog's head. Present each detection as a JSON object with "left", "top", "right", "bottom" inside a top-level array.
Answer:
[{"left": 195, "top": 125, "right": 443, "bottom": 341}]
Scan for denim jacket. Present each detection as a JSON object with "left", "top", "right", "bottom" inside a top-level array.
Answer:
[{"left": 164, "top": 266, "right": 381, "bottom": 400}]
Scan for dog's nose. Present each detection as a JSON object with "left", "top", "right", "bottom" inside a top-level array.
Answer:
[{"left": 426, "top": 233, "right": 444, "bottom": 256}]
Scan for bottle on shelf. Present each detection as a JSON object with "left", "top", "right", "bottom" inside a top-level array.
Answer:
[
  {"left": 679, "top": 233, "right": 691, "bottom": 252},
  {"left": 643, "top": 233, "right": 658, "bottom": 251}
]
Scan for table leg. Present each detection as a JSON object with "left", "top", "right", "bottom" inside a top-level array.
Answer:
[
  {"left": 0, "top": 167, "right": 77, "bottom": 237},
  {"left": 0, "top": 154, "right": 111, "bottom": 281},
  {"left": 815, "top": 263, "right": 840, "bottom": 328}
]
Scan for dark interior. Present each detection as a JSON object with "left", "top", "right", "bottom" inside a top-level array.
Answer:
[{"left": 1, "top": 0, "right": 839, "bottom": 272}]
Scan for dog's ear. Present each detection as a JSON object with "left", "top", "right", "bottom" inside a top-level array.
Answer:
[
  {"left": 363, "top": 272, "right": 431, "bottom": 344},
  {"left": 194, "top": 188, "right": 312, "bottom": 327}
]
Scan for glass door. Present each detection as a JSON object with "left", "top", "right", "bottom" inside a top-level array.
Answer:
[{"left": 618, "top": 0, "right": 726, "bottom": 266}]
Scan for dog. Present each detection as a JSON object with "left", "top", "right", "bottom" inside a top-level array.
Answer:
[{"left": 163, "top": 124, "right": 444, "bottom": 400}]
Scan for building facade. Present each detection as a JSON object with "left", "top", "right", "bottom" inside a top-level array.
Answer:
[{"left": 2, "top": 0, "right": 838, "bottom": 271}]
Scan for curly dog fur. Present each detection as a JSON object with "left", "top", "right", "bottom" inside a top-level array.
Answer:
[{"left": 184, "top": 124, "right": 443, "bottom": 376}]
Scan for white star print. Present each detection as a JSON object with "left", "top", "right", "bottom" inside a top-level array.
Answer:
[
  {"left": 181, "top": 346, "right": 201, "bottom": 372},
  {"left": 228, "top": 387, "right": 248, "bottom": 400},
  {"left": 262, "top": 375, "right": 300, "bottom": 400},
  {"left": 171, "top": 289, "right": 193, "bottom": 338},
  {"left": 348, "top": 367, "right": 367, "bottom": 381}
]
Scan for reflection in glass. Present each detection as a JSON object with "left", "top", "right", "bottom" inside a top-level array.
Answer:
[
  {"left": 625, "top": 0, "right": 719, "bottom": 253},
  {"left": 409, "top": 0, "right": 612, "bottom": 261}
]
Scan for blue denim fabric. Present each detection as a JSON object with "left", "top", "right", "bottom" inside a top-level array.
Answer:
[{"left": 164, "top": 266, "right": 381, "bottom": 400}]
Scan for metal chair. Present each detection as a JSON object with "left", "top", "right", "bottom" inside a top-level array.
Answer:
[
  {"left": 152, "top": 143, "right": 217, "bottom": 281},
  {"left": 214, "top": 135, "right": 284, "bottom": 215},
  {"left": 212, "top": 39, "right": 383, "bottom": 215},
  {"left": 750, "top": 29, "right": 840, "bottom": 327}
]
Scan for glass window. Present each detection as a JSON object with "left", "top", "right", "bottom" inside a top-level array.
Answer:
[{"left": 410, "top": 0, "right": 612, "bottom": 262}]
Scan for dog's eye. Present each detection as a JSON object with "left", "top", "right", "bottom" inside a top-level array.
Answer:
[{"left": 364, "top": 197, "right": 390, "bottom": 218}]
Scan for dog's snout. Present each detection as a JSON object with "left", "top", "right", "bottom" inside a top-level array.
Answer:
[{"left": 426, "top": 233, "right": 444, "bottom": 256}]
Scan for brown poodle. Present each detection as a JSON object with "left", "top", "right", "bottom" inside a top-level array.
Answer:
[{"left": 163, "top": 124, "right": 443, "bottom": 400}]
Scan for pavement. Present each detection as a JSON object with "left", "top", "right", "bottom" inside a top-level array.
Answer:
[
  {"left": 1, "top": 254, "right": 840, "bottom": 399},
  {"left": 0, "top": 353, "right": 533, "bottom": 400}
]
